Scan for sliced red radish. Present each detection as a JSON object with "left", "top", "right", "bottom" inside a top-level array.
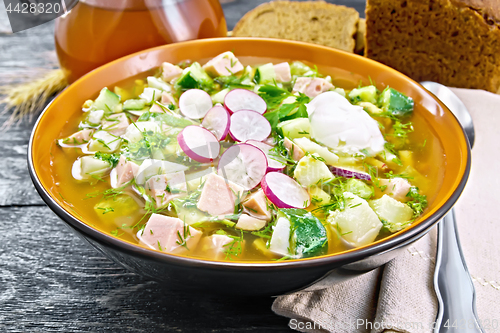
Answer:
[
  {"left": 246, "top": 140, "right": 286, "bottom": 172},
  {"left": 224, "top": 89, "right": 267, "bottom": 114},
  {"left": 261, "top": 172, "right": 311, "bottom": 209},
  {"left": 179, "top": 89, "right": 213, "bottom": 119},
  {"left": 177, "top": 125, "right": 220, "bottom": 163},
  {"left": 330, "top": 166, "right": 372, "bottom": 181},
  {"left": 201, "top": 106, "right": 230, "bottom": 141},
  {"left": 229, "top": 110, "right": 271, "bottom": 142},
  {"left": 217, "top": 144, "right": 267, "bottom": 190}
]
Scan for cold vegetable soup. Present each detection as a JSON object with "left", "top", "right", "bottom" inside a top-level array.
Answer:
[{"left": 52, "top": 51, "right": 444, "bottom": 261}]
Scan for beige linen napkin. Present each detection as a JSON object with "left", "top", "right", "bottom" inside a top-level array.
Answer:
[{"left": 272, "top": 88, "right": 500, "bottom": 333}]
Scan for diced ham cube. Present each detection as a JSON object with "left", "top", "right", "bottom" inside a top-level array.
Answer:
[
  {"left": 101, "top": 113, "right": 130, "bottom": 136},
  {"left": 145, "top": 171, "right": 187, "bottom": 207},
  {"left": 114, "top": 155, "right": 139, "bottom": 188},
  {"left": 197, "top": 173, "right": 246, "bottom": 216},
  {"left": 138, "top": 213, "right": 202, "bottom": 254},
  {"left": 197, "top": 234, "right": 233, "bottom": 260},
  {"left": 293, "top": 77, "right": 334, "bottom": 98},
  {"left": 379, "top": 177, "right": 412, "bottom": 202},
  {"left": 236, "top": 214, "right": 267, "bottom": 231},
  {"left": 274, "top": 62, "right": 292, "bottom": 82},
  {"left": 242, "top": 189, "right": 272, "bottom": 222},
  {"left": 161, "top": 92, "right": 176, "bottom": 106},
  {"left": 149, "top": 104, "right": 165, "bottom": 113},
  {"left": 203, "top": 51, "right": 244, "bottom": 77},
  {"left": 59, "top": 129, "right": 94, "bottom": 146},
  {"left": 162, "top": 62, "right": 183, "bottom": 83},
  {"left": 284, "top": 137, "right": 305, "bottom": 161}
]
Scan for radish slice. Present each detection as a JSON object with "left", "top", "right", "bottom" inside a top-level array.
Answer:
[
  {"left": 177, "top": 126, "right": 220, "bottom": 163},
  {"left": 261, "top": 172, "right": 311, "bottom": 209},
  {"left": 246, "top": 140, "right": 286, "bottom": 172},
  {"left": 217, "top": 144, "right": 267, "bottom": 190},
  {"left": 224, "top": 89, "right": 267, "bottom": 114},
  {"left": 330, "top": 166, "right": 371, "bottom": 181},
  {"left": 179, "top": 89, "right": 213, "bottom": 119},
  {"left": 229, "top": 110, "right": 271, "bottom": 142},
  {"left": 201, "top": 106, "right": 230, "bottom": 141}
]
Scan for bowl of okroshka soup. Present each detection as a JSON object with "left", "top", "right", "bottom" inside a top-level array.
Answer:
[{"left": 29, "top": 38, "right": 470, "bottom": 296}]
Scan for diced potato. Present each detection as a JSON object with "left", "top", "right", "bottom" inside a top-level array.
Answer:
[
  {"left": 139, "top": 87, "right": 162, "bottom": 104},
  {"left": 73, "top": 156, "right": 111, "bottom": 181},
  {"left": 269, "top": 217, "right": 291, "bottom": 256},
  {"left": 87, "top": 130, "right": 121, "bottom": 153},
  {"left": 197, "top": 234, "right": 233, "bottom": 260},
  {"left": 88, "top": 110, "right": 104, "bottom": 125},
  {"left": 308, "top": 186, "right": 331, "bottom": 205},
  {"left": 369, "top": 195, "right": 414, "bottom": 232},
  {"left": 378, "top": 149, "right": 398, "bottom": 164},
  {"left": 293, "top": 137, "right": 339, "bottom": 165},
  {"left": 293, "top": 155, "right": 334, "bottom": 187},
  {"left": 123, "top": 121, "right": 161, "bottom": 143},
  {"left": 358, "top": 101, "right": 383, "bottom": 115},
  {"left": 327, "top": 192, "right": 382, "bottom": 247},
  {"left": 402, "top": 166, "right": 430, "bottom": 194},
  {"left": 365, "top": 157, "right": 388, "bottom": 171},
  {"left": 399, "top": 150, "right": 414, "bottom": 167}
]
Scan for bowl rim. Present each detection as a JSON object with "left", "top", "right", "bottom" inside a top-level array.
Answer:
[{"left": 28, "top": 37, "right": 471, "bottom": 270}]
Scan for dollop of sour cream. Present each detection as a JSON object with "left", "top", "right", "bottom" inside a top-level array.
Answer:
[{"left": 306, "top": 91, "right": 385, "bottom": 155}]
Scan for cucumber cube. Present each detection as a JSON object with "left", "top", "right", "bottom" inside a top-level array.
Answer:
[
  {"left": 278, "top": 118, "right": 311, "bottom": 139},
  {"left": 254, "top": 63, "right": 276, "bottom": 84},
  {"left": 349, "top": 85, "right": 378, "bottom": 104},
  {"left": 379, "top": 87, "right": 414, "bottom": 117},
  {"left": 279, "top": 209, "right": 328, "bottom": 258},
  {"left": 123, "top": 99, "right": 147, "bottom": 111},
  {"left": 176, "top": 62, "right": 213, "bottom": 89},
  {"left": 345, "top": 178, "right": 373, "bottom": 199},
  {"left": 93, "top": 87, "right": 121, "bottom": 112}
]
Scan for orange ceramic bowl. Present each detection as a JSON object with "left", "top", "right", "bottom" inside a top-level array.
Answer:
[{"left": 28, "top": 38, "right": 470, "bottom": 296}]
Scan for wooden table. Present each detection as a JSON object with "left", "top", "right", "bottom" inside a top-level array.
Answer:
[{"left": 0, "top": 1, "right": 365, "bottom": 331}]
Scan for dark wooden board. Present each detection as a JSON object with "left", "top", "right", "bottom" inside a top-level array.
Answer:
[
  {"left": 0, "top": 206, "right": 290, "bottom": 332},
  {"left": 0, "top": 1, "right": 367, "bottom": 331}
]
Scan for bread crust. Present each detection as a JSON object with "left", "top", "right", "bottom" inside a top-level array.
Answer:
[
  {"left": 365, "top": 0, "right": 500, "bottom": 93},
  {"left": 233, "top": 1, "right": 359, "bottom": 52},
  {"left": 452, "top": 0, "right": 500, "bottom": 23}
]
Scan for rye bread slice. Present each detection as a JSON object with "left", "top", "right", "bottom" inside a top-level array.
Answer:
[{"left": 233, "top": 1, "right": 360, "bottom": 53}]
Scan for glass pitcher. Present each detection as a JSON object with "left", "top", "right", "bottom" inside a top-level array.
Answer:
[{"left": 55, "top": 0, "right": 227, "bottom": 83}]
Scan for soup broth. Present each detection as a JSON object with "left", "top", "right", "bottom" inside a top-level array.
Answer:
[{"left": 51, "top": 53, "right": 445, "bottom": 261}]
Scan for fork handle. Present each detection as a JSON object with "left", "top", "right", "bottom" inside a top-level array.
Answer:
[{"left": 433, "top": 209, "right": 484, "bottom": 332}]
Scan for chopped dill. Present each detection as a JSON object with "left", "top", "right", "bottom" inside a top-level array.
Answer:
[
  {"left": 406, "top": 186, "right": 428, "bottom": 217},
  {"left": 223, "top": 229, "right": 245, "bottom": 260},
  {"left": 97, "top": 207, "right": 114, "bottom": 214},
  {"left": 110, "top": 229, "right": 124, "bottom": 237}
]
